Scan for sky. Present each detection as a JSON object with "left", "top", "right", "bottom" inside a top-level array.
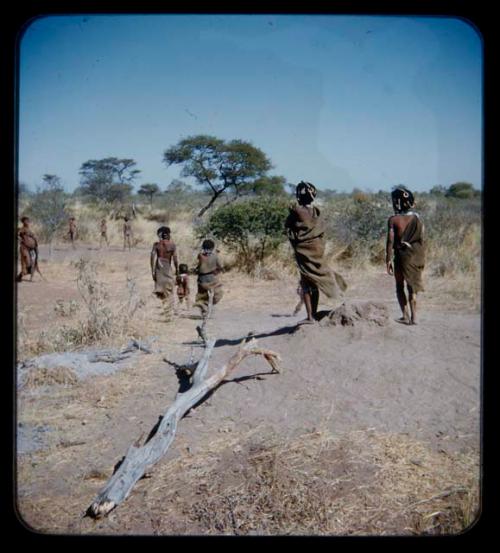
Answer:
[{"left": 18, "top": 14, "right": 483, "bottom": 193}]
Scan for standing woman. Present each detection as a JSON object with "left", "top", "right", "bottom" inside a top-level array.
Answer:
[
  {"left": 285, "top": 181, "right": 347, "bottom": 324},
  {"left": 193, "top": 239, "right": 224, "bottom": 317},
  {"left": 150, "top": 226, "right": 179, "bottom": 321}
]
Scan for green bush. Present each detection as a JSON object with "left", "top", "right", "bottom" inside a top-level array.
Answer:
[
  {"left": 198, "top": 197, "right": 290, "bottom": 272},
  {"left": 445, "top": 182, "right": 478, "bottom": 200}
]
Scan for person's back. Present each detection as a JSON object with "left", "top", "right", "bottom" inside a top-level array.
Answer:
[
  {"left": 389, "top": 213, "right": 418, "bottom": 246},
  {"left": 198, "top": 251, "right": 219, "bottom": 277}
]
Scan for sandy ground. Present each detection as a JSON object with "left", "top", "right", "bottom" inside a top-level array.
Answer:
[{"left": 15, "top": 241, "right": 481, "bottom": 535}]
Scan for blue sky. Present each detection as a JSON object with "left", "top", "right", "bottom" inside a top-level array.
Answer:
[{"left": 18, "top": 14, "right": 483, "bottom": 193}]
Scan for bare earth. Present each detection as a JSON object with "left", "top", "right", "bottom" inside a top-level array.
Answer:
[{"left": 15, "top": 243, "right": 481, "bottom": 535}]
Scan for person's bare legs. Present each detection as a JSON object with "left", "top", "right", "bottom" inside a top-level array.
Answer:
[
  {"left": 311, "top": 287, "right": 319, "bottom": 319},
  {"left": 298, "top": 290, "right": 315, "bottom": 324},
  {"left": 408, "top": 285, "right": 417, "bottom": 325},
  {"left": 395, "top": 270, "right": 410, "bottom": 324}
]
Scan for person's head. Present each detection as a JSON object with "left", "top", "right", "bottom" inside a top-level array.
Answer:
[
  {"left": 21, "top": 216, "right": 30, "bottom": 225},
  {"left": 295, "top": 181, "right": 317, "bottom": 205},
  {"left": 124, "top": 216, "right": 129, "bottom": 222},
  {"left": 391, "top": 186, "right": 415, "bottom": 213},
  {"left": 157, "top": 226, "right": 171, "bottom": 240},
  {"left": 179, "top": 263, "right": 188, "bottom": 274},
  {"left": 202, "top": 239, "right": 215, "bottom": 254}
]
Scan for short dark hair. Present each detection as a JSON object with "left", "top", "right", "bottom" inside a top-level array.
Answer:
[
  {"left": 179, "top": 263, "right": 188, "bottom": 273},
  {"left": 202, "top": 239, "right": 215, "bottom": 251},
  {"left": 157, "top": 226, "right": 171, "bottom": 238},
  {"left": 21, "top": 216, "right": 30, "bottom": 223}
]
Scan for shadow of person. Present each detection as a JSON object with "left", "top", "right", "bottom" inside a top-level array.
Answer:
[
  {"left": 315, "top": 309, "right": 331, "bottom": 322},
  {"left": 214, "top": 324, "right": 302, "bottom": 348}
]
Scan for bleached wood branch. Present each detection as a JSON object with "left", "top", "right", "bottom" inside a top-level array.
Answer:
[{"left": 87, "top": 337, "right": 281, "bottom": 518}]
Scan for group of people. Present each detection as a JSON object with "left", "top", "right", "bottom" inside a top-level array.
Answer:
[
  {"left": 285, "top": 180, "right": 425, "bottom": 325},
  {"left": 149, "top": 226, "right": 224, "bottom": 320},
  {"left": 66, "top": 216, "right": 134, "bottom": 251},
  {"left": 17, "top": 181, "right": 425, "bottom": 325}
]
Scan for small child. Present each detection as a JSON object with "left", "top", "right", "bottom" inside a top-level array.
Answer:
[
  {"left": 292, "top": 281, "right": 305, "bottom": 316},
  {"left": 176, "top": 263, "right": 191, "bottom": 308}
]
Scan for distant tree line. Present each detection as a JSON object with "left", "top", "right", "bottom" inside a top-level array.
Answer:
[{"left": 18, "top": 134, "right": 480, "bottom": 223}]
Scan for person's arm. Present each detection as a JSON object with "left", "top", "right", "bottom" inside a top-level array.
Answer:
[
  {"left": 386, "top": 217, "right": 394, "bottom": 275},
  {"left": 215, "top": 255, "right": 223, "bottom": 273},
  {"left": 172, "top": 244, "right": 179, "bottom": 275},
  {"left": 150, "top": 244, "right": 157, "bottom": 280}
]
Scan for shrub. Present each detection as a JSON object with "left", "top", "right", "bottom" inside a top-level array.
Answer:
[
  {"left": 445, "top": 182, "right": 478, "bottom": 200},
  {"left": 323, "top": 197, "right": 388, "bottom": 262},
  {"left": 198, "top": 197, "right": 290, "bottom": 273}
]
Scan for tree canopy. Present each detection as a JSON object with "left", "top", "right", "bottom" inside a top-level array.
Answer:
[
  {"left": 445, "top": 182, "right": 479, "bottom": 199},
  {"left": 78, "top": 157, "right": 140, "bottom": 204},
  {"left": 138, "top": 183, "right": 160, "bottom": 206},
  {"left": 163, "top": 135, "right": 281, "bottom": 216}
]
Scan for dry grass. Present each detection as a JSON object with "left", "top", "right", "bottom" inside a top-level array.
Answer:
[
  {"left": 21, "top": 366, "right": 79, "bottom": 389},
  {"left": 17, "top": 427, "right": 478, "bottom": 536},
  {"left": 153, "top": 429, "right": 480, "bottom": 536}
]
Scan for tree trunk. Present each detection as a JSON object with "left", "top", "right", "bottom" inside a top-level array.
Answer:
[
  {"left": 87, "top": 337, "right": 281, "bottom": 518},
  {"left": 197, "top": 190, "right": 224, "bottom": 217}
]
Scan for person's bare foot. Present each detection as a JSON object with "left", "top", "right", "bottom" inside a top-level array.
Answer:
[
  {"left": 396, "top": 316, "right": 411, "bottom": 325},
  {"left": 297, "top": 318, "right": 315, "bottom": 325}
]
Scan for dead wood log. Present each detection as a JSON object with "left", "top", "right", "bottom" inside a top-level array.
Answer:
[{"left": 87, "top": 337, "right": 281, "bottom": 518}]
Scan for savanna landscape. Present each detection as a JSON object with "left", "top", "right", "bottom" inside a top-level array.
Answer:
[{"left": 15, "top": 167, "right": 482, "bottom": 536}]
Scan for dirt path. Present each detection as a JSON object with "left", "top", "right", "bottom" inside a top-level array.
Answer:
[{"left": 15, "top": 243, "right": 481, "bottom": 534}]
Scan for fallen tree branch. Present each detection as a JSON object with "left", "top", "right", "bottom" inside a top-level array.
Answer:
[{"left": 87, "top": 337, "right": 281, "bottom": 518}]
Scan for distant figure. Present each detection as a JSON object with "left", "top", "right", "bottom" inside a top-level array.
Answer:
[
  {"left": 386, "top": 186, "right": 426, "bottom": 325},
  {"left": 193, "top": 239, "right": 224, "bottom": 317},
  {"left": 68, "top": 217, "right": 77, "bottom": 249},
  {"left": 176, "top": 263, "right": 191, "bottom": 309},
  {"left": 151, "top": 226, "right": 178, "bottom": 320},
  {"left": 99, "top": 218, "right": 109, "bottom": 248},
  {"left": 123, "top": 217, "right": 133, "bottom": 250},
  {"left": 16, "top": 216, "right": 39, "bottom": 282},
  {"left": 285, "top": 181, "right": 347, "bottom": 324}
]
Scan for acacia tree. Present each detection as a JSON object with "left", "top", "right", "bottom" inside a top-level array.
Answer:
[
  {"left": 78, "top": 157, "right": 140, "bottom": 204},
  {"left": 138, "top": 183, "right": 160, "bottom": 207},
  {"left": 163, "top": 135, "right": 277, "bottom": 216}
]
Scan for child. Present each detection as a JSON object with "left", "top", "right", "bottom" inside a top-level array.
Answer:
[
  {"left": 176, "top": 263, "right": 191, "bottom": 309},
  {"left": 292, "top": 280, "right": 305, "bottom": 316}
]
